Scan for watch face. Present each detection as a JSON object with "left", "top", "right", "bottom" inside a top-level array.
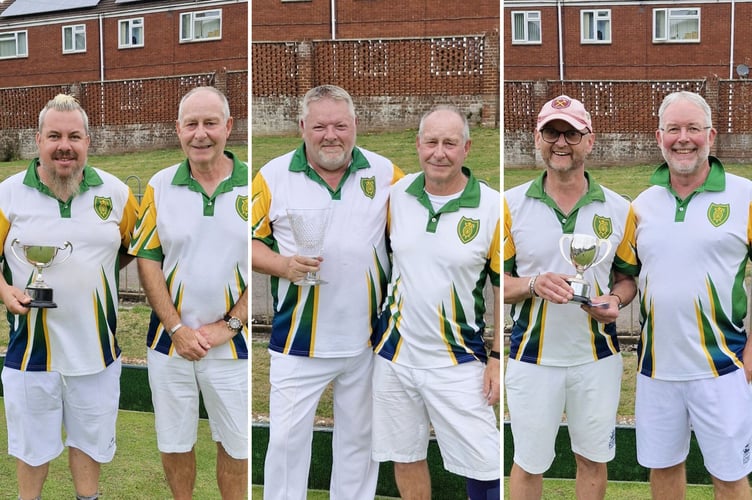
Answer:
[{"left": 228, "top": 317, "right": 243, "bottom": 330}]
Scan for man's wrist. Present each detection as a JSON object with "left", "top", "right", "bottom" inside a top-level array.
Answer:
[
  {"left": 168, "top": 323, "right": 183, "bottom": 338},
  {"left": 609, "top": 292, "right": 625, "bottom": 310}
]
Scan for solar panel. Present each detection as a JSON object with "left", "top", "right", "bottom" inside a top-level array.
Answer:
[{"left": 1, "top": 0, "right": 101, "bottom": 17}]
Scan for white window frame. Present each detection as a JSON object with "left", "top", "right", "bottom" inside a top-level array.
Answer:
[
  {"left": 581, "top": 9, "right": 611, "bottom": 44},
  {"left": 653, "top": 8, "right": 700, "bottom": 43},
  {"left": 511, "top": 11, "right": 541, "bottom": 45},
  {"left": 62, "top": 24, "right": 86, "bottom": 54},
  {"left": 118, "top": 18, "right": 144, "bottom": 48},
  {"left": 180, "top": 9, "right": 222, "bottom": 42},
  {"left": 0, "top": 30, "right": 28, "bottom": 59}
]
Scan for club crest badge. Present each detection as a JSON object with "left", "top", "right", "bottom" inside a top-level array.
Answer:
[
  {"left": 592, "top": 215, "right": 613, "bottom": 239},
  {"left": 552, "top": 96, "right": 572, "bottom": 109},
  {"left": 360, "top": 176, "right": 376, "bottom": 199},
  {"left": 94, "top": 196, "right": 113, "bottom": 220},
  {"left": 707, "top": 203, "right": 730, "bottom": 227},
  {"left": 236, "top": 195, "right": 248, "bottom": 221},
  {"left": 458, "top": 216, "right": 480, "bottom": 244}
]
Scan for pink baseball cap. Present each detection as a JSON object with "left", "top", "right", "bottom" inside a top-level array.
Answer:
[{"left": 537, "top": 95, "right": 592, "bottom": 132}]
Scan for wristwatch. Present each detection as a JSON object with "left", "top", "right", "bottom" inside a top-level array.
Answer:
[{"left": 224, "top": 313, "right": 243, "bottom": 333}]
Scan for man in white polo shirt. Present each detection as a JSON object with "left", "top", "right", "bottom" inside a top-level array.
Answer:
[
  {"left": 372, "top": 105, "right": 500, "bottom": 499},
  {"left": 129, "top": 86, "right": 248, "bottom": 499},
  {"left": 252, "top": 84, "right": 403, "bottom": 500},
  {"left": 504, "top": 95, "right": 636, "bottom": 499},
  {"left": 0, "top": 94, "right": 138, "bottom": 500},
  {"left": 623, "top": 91, "right": 752, "bottom": 499}
]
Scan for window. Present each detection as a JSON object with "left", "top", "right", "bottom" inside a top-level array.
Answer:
[
  {"left": 0, "top": 31, "right": 27, "bottom": 59},
  {"left": 63, "top": 24, "right": 86, "bottom": 53},
  {"left": 582, "top": 10, "right": 611, "bottom": 43},
  {"left": 180, "top": 9, "right": 222, "bottom": 42},
  {"left": 511, "top": 11, "right": 541, "bottom": 44},
  {"left": 119, "top": 18, "right": 144, "bottom": 48},
  {"left": 654, "top": 8, "right": 700, "bottom": 42}
]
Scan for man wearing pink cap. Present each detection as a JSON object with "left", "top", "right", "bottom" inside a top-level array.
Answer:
[{"left": 504, "top": 95, "right": 637, "bottom": 498}]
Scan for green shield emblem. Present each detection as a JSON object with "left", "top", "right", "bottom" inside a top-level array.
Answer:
[
  {"left": 360, "top": 177, "right": 376, "bottom": 199},
  {"left": 94, "top": 196, "right": 113, "bottom": 220},
  {"left": 708, "top": 203, "right": 730, "bottom": 227},
  {"left": 457, "top": 216, "right": 480, "bottom": 244},
  {"left": 236, "top": 195, "right": 248, "bottom": 221},
  {"left": 592, "top": 215, "right": 613, "bottom": 239}
]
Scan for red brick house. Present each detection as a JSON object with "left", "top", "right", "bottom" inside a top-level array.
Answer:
[
  {"left": 0, "top": 0, "right": 247, "bottom": 87},
  {"left": 504, "top": 0, "right": 752, "bottom": 81},
  {"left": 251, "top": 0, "right": 498, "bottom": 41}
]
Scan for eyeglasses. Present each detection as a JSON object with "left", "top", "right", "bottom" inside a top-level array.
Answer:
[
  {"left": 539, "top": 128, "right": 589, "bottom": 145},
  {"left": 659, "top": 125, "right": 711, "bottom": 136}
]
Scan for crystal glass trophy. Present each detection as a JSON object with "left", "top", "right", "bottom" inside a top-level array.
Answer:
[
  {"left": 10, "top": 239, "right": 73, "bottom": 308},
  {"left": 287, "top": 207, "right": 332, "bottom": 286},
  {"left": 558, "top": 233, "right": 612, "bottom": 305}
]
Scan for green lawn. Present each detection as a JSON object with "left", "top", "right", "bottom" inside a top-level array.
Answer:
[
  {"left": 503, "top": 478, "right": 714, "bottom": 499},
  {"left": 251, "top": 128, "right": 500, "bottom": 189},
  {"left": 503, "top": 162, "right": 752, "bottom": 200},
  {"left": 0, "top": 144, "right": 247, "bottom": 187}
]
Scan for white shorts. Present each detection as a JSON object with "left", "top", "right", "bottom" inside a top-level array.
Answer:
[
  {"left": 371, "top": 356, "right": 500, "bottom": 481},
  {"left": 1, "top": 359, "right": 121, "bottom": 467},
  {"left": 147, "top": 350, "right": 248, "bottom": 459},
  {"left": 636, "top": 370, "right": 752, "bottom": 481},
  {"left": 504, "top": 355, "right": 622, "bottom": 474}
]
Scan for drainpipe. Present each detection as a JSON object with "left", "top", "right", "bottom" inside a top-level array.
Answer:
[
  {"left": 557, "top": 0, "right": 564, "bottom": 80},
  {"left": 99, "top": 14, "right": 104, "bottom": 81},
  {"left": 331, "top": 0, "right": 336, "bottom": 40},
  {"left": 729, "top": 0, "right": 735, "bottom": 79}
]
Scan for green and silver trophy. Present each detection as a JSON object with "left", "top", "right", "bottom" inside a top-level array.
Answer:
[
  {"left": 11, "top": 239, "right": 73, "bottom": 308},
  {"left": 558, "top": 233, "right": 612, "bottom": 306}
]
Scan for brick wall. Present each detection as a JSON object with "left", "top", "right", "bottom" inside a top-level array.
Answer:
[
  {"left": 504, "top": 78, "right": 752, "bottom": 168},
  {"left": 0, "top": 2, "right": 248, "bottom": 88},
  {"left": 504, "top": 2, "right": 752, "bottom": 81},
  {"left": 251, "top": 33, "right": 500, "bottom": 134},
  {"left": 252, "top": 0, "right": 499, "bottom": 41},
  {"left": 0, "top": 69, "right": 248, "bottom": 158}
]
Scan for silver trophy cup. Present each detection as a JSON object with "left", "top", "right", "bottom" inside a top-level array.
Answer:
[
  {"left": 10, "top": 239, "right": 73, "bottom": 308},
  {"left": 287, "top": 207, "right": 332, "bottom": 286},
  {"left": 558, "top": 234, "right": 612, "bottom": 305}
]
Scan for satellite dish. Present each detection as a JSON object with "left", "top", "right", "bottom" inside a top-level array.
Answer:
[{"left": 737, "top": 64, "right": 749, "bottom": 78}]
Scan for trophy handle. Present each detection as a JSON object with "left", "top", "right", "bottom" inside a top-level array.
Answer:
[
  {"left": 590, "top": 238, "right": 613, "bottom": 269},
  {"left": 559, "top": 234, "right": 573, "bottom": 263},
  {"left": 9, "top": 238, "right": 23, "bottom": 264},
  {"left": 55, "top": 241, "right": 73, "bottom": 265}
]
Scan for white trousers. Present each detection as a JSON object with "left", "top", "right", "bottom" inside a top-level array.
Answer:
[{"left": 263, "top": 348, "right": 378, "bottom": 500}]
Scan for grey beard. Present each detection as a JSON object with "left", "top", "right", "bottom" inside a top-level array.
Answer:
[{"left": 47, "top": 168, "right": 83, "bottom": 200}]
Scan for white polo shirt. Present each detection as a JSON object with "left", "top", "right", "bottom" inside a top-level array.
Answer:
[
  {"left": 626, "top": 158, "right": 752, "bottom": 380},
  {"left": 373, "top": 168, "right": 500, "bottom": 369},
  {"left": 252, "top": 144, "right": 403, "bottom": 358},
  {"left": 0, "top": 160, "right": 137, "bottom": 375},
  {"left": 129, "top": 151, "right": 248, "bottom": 360},
  {"left": 504, "top": 172, "right": 632, "bottom": 367}
]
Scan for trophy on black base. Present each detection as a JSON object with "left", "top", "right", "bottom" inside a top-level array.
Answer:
[
  {"left": 558, "top": 233, "right": 612, "bottom": 306},
  {"left": 10, "top": 239, "right": 73, "bottom": 308}
]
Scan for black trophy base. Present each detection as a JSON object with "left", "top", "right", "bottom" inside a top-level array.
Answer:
[{"left": 26, "top": 286, "right": 57, "bottom": 308}]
